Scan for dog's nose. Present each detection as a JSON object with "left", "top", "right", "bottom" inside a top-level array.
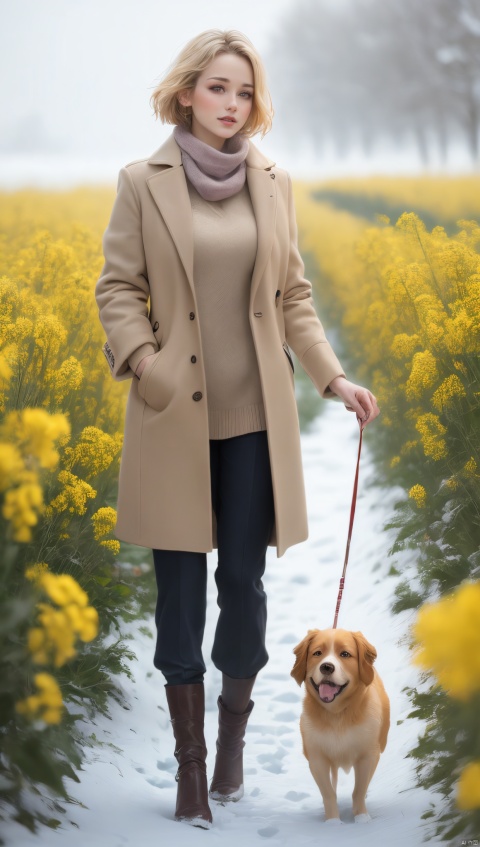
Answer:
[{"left": 320, "top": 662, "right": 335, "bottom": 675}]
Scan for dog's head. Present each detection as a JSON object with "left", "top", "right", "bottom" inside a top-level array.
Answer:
[{"left": 291, "top": 628, "right": 377, "bottom": 710}]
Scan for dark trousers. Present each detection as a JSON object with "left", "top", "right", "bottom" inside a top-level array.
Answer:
[{"left": 152, "top": 430, "right": 275, "bottom": 686}]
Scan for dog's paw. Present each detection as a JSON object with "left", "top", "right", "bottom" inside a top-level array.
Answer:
[
  {"left": 325, "top": 817, "right": 342, "bottom": 825},
  {"left": 354, "top": 813, "right": 371, "bottom": 824}
]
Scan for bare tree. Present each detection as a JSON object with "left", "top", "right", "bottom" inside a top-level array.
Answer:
[{"left": 266, "top": 0, "right": 480, "bottom": 164}]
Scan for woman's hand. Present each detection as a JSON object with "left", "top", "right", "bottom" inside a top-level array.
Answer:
[
  {"left": 135, "top": 353, "right": 157, "bottom": 379},
  {"left": 328, "top": 376, "right": 380, "bottom": 430}
]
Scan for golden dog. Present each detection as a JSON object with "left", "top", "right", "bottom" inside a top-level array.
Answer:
[{"left": 291, "top": 628, "right": 390, "bottom": 824}]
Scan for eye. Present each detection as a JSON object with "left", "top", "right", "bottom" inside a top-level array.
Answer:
[
  {"left": 239, "top": 91, "right": 253, "bottom": 98},
  {"left": 210, "top": 85, "right": 224, "bottom": 92},
  {"left": 312, "top": 650, "right": 322, "bottom": 657},
  {"left": 340, "top": 651, "right": 352, "bottom": 658}
]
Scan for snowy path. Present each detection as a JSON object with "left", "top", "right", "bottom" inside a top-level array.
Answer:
[{"left": 6, "top": 400, "right": 443, "bottom": 846}]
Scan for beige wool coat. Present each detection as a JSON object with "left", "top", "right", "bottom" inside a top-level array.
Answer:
[{"left": 95, "top": 131, "right": 346, "bottom": 558}]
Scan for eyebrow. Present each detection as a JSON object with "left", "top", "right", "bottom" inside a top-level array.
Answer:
[{"left": 207, "top": 76, "right": 254, "bottom": 88}]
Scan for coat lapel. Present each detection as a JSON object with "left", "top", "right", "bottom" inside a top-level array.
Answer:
[
  {"left": 246, "top": 165, "right": 277, "bottom": 306},
  {"left": 145, "top": 132, "right": 277, "bottom": 304}
]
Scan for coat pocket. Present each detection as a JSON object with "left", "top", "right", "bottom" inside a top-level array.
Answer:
[{"left": 136, "top": 347, "right": 174, "bottom": 412}]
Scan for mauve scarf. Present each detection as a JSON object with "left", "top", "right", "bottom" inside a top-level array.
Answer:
[{"left": 173, "top": 123, "right": 249, "bottom": 201}]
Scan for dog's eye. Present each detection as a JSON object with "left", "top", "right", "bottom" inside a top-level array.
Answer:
[
  {"left": 340, "top": 651, "right": 351, "bottom": 658},
  {"left": 312, "top": 650, "right": 322, "bottom": 657}
]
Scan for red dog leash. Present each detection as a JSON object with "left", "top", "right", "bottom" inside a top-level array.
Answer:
[{"left": 332, "top": 420, "right": 363, "bottom": 629}]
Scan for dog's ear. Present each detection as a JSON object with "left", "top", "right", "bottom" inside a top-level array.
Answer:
[
  {"left": 352, "top": 631, "right": 377, "bottom": 686},
  {"left": 291, "top": 630, "right": 318, "bottom": 686}
]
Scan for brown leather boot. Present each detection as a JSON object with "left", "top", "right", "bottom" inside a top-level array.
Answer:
[
  {"left": 164, "top": 682, "right": 212, "bottom": 828},
  {"left": 209, "top": 694, "right": 254, "bottom": 802}
]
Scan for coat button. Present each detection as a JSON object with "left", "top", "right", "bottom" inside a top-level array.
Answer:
[
  {"left": 191, "top": 355, "right": 197, "bottom": 363},
  {"left": 189, "top": 312, "right": 195, "bottom": 320},
  {"left": 152, "top": 320, "right": 159, "bottom": 332},
  {"left": 192, "top": 391, "right": 202, "bottom": 401},
  {"left": 254, "top": 312, "right": 263, "bottom": 317}
]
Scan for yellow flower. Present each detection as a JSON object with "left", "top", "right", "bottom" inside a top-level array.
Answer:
[
  {"left": 91, "top": 506, "right": 117, "bottom": 539},
  {"left": 0, "top": 443, "right": 24, "bottom": 492},
  {"left": 36, "top": 603, "right": 77, "bottom": 667},
  {"left": 415, "top": 413, "right": 447, "bottom": 461},
  {"left": 26, "top": 571, "right": 100, "bottom": 666},
  {"left": 453, "top": 360, "right": 468, "bottom": 376},
  {"left": 63, "top": 427, "right": 123, "bottom": 478},
  {"left": 405, "top": 350, "right": 439, "bottom": 400},
  {"left": 432, "top": 374, "right": 466, "bottom": 411},
  {"left": 444, "top": 476, "right": 459, "bottom": 490},
  {"left": 412, "top": 582, "right": 480, "bottom": 700},
  {"left": 1, "top": 408, "right": 71, "bottom": 470},
  {"left": 390, "top": 456, "right": 400, "bottom": 468},
  {"left": 390, "top": 333, "right": 420, "bottom": 360},
  {"left": 40, "top": 572, "right": 88, "bottom": 608},
  {"left": 400, "top": 440, "right": 418, "bottom": 456},
  {"left": 62, "top": 602, "right": 99, "bottom": 641},
  {"left": 27, "top": 627, "right": 49, "bottom": 664},
  {"left": 15, "top": 672, "right": 64, "bottom": 724},
  {"left": 99, "top": 538, "right": 121, "bottom": 555},
  {"left": 34, "top": 315, "right": 67, "bottom": 357},
  {"left": 456, "top": 761, "right": 480, "bottom": 810},
  {"left": 0, "top": 352, "right": 12, "bottom": 382},
  {"left": 25, "top": 562, "right": 49, "bottom": 582},
  {"left": 46, "top": 470, "right": 96, "bottom": 516},
  {"left": 2, "top": 477, "right": 44, "bottom": 542},
  {"left": 462, "top": 457, "right": 478, "bottom": 478},
  {"left": 409, "top": 484, "right": 427, "bottom": 508},
  {"left": 50, "top": 356, "right": 84, "bottom": 402}
]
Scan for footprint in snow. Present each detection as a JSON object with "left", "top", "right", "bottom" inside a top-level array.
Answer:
[
  {"left": 258, "top": 826, "right": 279, "bottom": 837},
  {"left": 274, "top": 710, "right": 297, "bottom": 722},
  {"left": 257, "top": 749, "right": 288, "bottom": 774},
  {"left": 146, "top": 776, "right": 174, "bottom": 789},
  {"left": 156, "top": 757, "right": 177, "bottom": 773},
  {"left": 273, "top": 692, "right": 300, "bottom": 703},
  {"left": 285, "top": 790, "right": 310, "bottom": 802},
  {"left": 278, "top": 633, "right": 298, "bottom": 644}
]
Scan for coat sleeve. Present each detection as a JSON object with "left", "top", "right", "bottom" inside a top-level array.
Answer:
[
  {"left": 95, "top": 166, "right": 159, "bottom": 380},
  {"left": 282, "top": 170, "right": 346, "bottom": 399}
]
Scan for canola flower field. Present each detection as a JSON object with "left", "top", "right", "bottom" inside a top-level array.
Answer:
[
  {"left": 293, "top": 178, "right": 480, "bottom": 842},
  {"left": 1, "top": 176, "right": 479, "bottom": 842},
  {"left": 0, "top": 184, "right": 139, "bottom": 833}
]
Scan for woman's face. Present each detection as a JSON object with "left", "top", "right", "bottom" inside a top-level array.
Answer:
[{"left": 177, "top": 52, "right": 254, "bottom": 150}]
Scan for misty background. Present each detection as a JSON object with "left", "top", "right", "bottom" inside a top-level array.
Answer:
[{"left": 1, "top": 0, "right": 480, "bottom": 186}]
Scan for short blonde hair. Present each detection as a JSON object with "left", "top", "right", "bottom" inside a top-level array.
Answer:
[{"left": 149, "top": 29, "right": 274, "bottom": 139}]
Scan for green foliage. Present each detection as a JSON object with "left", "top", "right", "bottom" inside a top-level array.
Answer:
[{"left": 404, "top": 683, "right": 480, "bottom": 842}]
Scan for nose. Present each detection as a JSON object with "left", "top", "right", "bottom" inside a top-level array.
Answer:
[{"left": 320, "top": 662, "right": 335, "bottom": 675}]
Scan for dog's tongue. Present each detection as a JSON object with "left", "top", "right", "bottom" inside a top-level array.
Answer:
[{"left": 319, "top": 683, "right": 341, "bottom": 703}]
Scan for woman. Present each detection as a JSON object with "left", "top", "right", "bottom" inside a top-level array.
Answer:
[{"left": 95, "top": 29, "right": 379, "bottom": 830}]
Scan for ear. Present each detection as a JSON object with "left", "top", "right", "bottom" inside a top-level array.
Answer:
[
  {"left": 352, "top": 631, "right": 377, "bottom": 686},
  {"left": 177, "top": 88, "right": 192, "bottom": 108},
  {"left": 291, "top": 630, "right": 318, "bottom": 687}
]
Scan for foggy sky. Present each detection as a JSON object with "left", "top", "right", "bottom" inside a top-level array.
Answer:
[{"left": 0, "top": 0, "right": 294, "bottom": 167}]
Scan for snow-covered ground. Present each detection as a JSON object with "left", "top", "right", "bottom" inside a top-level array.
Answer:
[
  {"left": 5, "top": 399, "right": 444, "bottom": 846},
  {"left": 0, "top": 136, "right": 476, "bottom": 190}
]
